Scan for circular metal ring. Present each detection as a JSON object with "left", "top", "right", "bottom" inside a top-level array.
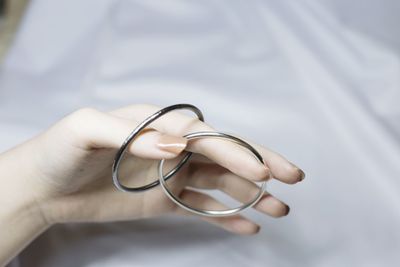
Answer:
[
  {"left": 158, "top": 131, "right": 267, "bottom": 217},
  {"left": 112, "top": 104, "right": 204, "bottom": 193}
]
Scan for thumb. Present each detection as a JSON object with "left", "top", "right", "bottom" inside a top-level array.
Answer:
[{"left": 71, "top": 108, "right": 187, "bottom": 159}]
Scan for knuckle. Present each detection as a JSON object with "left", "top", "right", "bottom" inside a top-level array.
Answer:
[
  {"left": 192, "top": 119, "right": 214, "bottom": 131},
  {"left": 71, "top": 107, "right": 99, "bottom": 118},
  {"left": 61, "top": 107, "right": 99, "bottom": 139},
  {"left": 68, "top": 107, "right": 98, "bottom": 124}
]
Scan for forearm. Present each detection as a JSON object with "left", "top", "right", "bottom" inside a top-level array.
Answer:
[{"left": 0, "top": 142, "right": 49, "bottom": 266}]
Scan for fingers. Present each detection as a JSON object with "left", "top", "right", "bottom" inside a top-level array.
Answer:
[
  {"left": 110, "top": 104, "right": 270, "bottom": 182},
  {"left": 238, "top": 139, "right": 305, "bottom": 184},
  {"left": 176, "top": 189, "right": 260, "bottom": 235},
  {"left": 186, "top": 162, "right": 289, "bottom": 217},
  {"left": 110, "top": 104, "right": 305, "bottom": 184},
  {"left": 64, "top": 108, "right": 187, "bottom": 159}
]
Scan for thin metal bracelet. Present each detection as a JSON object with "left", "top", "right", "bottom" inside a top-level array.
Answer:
[
  {"left": 112, "top": 104, "right": 204, "bottom": 193},
  {"left": 158, "top": 131, "right": 267, "bottom": 217}
]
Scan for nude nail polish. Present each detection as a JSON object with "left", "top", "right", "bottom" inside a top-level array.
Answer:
[{"left": 157, "top": 135, "right": 187, "bottom": 155}]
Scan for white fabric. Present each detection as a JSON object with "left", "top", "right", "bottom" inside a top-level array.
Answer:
[{"left": 1, "top": 0, "right": 400, "bottom": 266}]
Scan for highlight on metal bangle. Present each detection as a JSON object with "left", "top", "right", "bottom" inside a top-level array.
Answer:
[
  {"left": 112, "top": 104, "right": 204, "bottom": 193},
  {"left": 158, "top": 131, "right": 267, "bottom": 217}
]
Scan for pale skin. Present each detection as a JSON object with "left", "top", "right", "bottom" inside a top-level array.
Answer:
[{"left": 0, "top": 104, "right": 304, "bottom": 266}]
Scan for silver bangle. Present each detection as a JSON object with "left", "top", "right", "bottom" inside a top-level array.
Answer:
[
  {"left": 158, "top": 131, "right": 267, "bottom": 217},
  {"left": 112, "top": 104, "right": 204, "bottom": 193}
]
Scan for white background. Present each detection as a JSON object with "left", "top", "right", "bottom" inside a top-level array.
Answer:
[{"left": 1, "top": 0, "right": 400, "bottom": 266}]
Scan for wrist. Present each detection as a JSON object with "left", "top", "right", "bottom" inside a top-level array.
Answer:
[
  {"left": 1, "top": 141, "right": 50, "bottom": 219},
  {"left": 0, "top": 198, "right": 49, "bottom": 265},
  {"left": 0, "top": 142, "right": 51, "bottom": 265}
]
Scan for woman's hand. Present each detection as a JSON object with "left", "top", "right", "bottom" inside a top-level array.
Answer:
[{"left": 0, "top": 104, "right": 304, "bottom": 265}]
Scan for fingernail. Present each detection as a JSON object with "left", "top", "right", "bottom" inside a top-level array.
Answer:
[
  {"left": 231, "top": 219, "right": 260, "bottom": 235},
  {"left": 290, "top": 162, "right": 305, "bottom": 182},
  {"left": 298, "top": 168, "right": 305, "bottom": 181},
  {"left": 284, "top": 205, "right": 290, "bottom": 216},
  {"left": 157, "top": 135, "right": 187, "bottom": 155}
]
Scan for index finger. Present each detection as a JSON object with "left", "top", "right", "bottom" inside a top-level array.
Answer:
[{"left": 110, "top": 104, "right": 302, "bottom": 184}]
